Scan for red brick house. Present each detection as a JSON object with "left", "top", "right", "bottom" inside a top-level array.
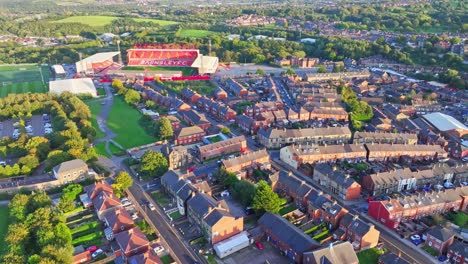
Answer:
[
  {"left": 198, "top": 135, "right": 247, "bottom": 161},
  {"left": 333, "top": 213, "right": 380, "bottom": 251},
  {"left": 176, "top": 126, "right": 206, "bottom": 145},
  {"left": 447, "top": 241, "right": 468, "bottom": 264},
  {"left": 303, "top": 241, "right": 359, "bottom": 264},
  {"left": 92, "top": 191, "right": 122, "bottom": 220},
  {"left": 171, "top": 98, "right": 191, "bottom": 111},
  {"left": 186, "top": 192, "right": 243, "bottom": 244},
  {"left": 368, "top": 186, "right": 468, "bottom": 230},
  {"left": 258, "top": 212, "right": 320, "bottom": 263},
  {"left": 307, "top": 190, "right": 348, "bottom": 229},
  {"left": 181, "top": 87, "right": 201, "bottom": 104},
  {"left": 164, "top": 115, "right": 181, "bottom": 131},
  {"left": 215, "top": 87, "right": 228, "bottom": 100},
  {"left": 85, "top": 181, "right": 113, "bottom": 200},
  {"left": 269, "top": 171, "right": 312, "bottom": 208},
  {"left": 236, "top": 114, "right": 260, "bottom": 134},
  {"left": 104, "top": 208, "right": 134, "bottom": 237},
  {"left": 313, "top": 163, "right": 361, "bottom": 201},
  {"left": 425, "top": 226, "right": 455, "bottom": 255},
  {"left": 127, "top": 250, "right": 162, "bottom": 264},
  {"left": 115, "top": 227, "right": 150, "bottom": 258}
]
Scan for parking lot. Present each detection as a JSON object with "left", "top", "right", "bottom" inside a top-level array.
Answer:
[
  {"left": 220, "top": 241, "right": 290, "bottom": 264},
  {"left": 0, "top": 114, "right": 51, "bottom": 139}
]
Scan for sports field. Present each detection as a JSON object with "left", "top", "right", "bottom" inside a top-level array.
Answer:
[
  {"left": 179, "top": 29, "right": 217, "bottom": 38},
  {"left": 0, "top": 64, "right": 50, "bottom": 98},
  {"left": 51, "top": 16, "right": 178, "bottom": 27}
]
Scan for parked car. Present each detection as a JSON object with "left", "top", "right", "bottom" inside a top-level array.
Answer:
[
  {"left": 149, "top": 203, "right": 156, "bottom": 211},
  {"left": 153, "top": 245, "right": 165, "bottom": 254},
  {"left": 255, "top": 242, "right": 264, "bottom": 250},
  {"left": 86, "top": 246, "right": 98, "bottom": 253},
  {"left": 410, "top": 235, "right": 421, "bottom": 241},
  {"left": 131, "top": 213, "right": 138, "bottom": 220},
  {"left": 91, "top": 248, "right": 104, "bottom": 258}
]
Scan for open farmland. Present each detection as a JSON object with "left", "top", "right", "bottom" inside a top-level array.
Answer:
[{"left": 51, "top": 16, "right": 178, "bottom": 27}]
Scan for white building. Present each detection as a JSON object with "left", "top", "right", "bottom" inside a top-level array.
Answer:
[{"left": 49, "top": 78, "right": 97, "bottom": 97}]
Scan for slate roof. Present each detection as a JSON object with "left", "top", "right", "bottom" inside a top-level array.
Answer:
[
  {"left": 222, "top": 149, "right": 269, "bottom": 169},
  {"left": 339, "top": 213, "right": 355, "bottom": 228},
  {"left": 258, "top": 212, "right": 319, "bottom": 254},
  {"left": 378, "top": 253, "right": 410, "bottom": 264},
  {"left": 277, "top": 171, "right": 312, "bottom": 197},
  {"left": 181, "top": 109, "right": 210, "bottom": 125},
  {"left": 204, "top": 209, "right": 233, "bottom": 227},
  {"left": 258, "top": 127, "right": 351, "bottom": 140},
  {"left": 448, "top": 241, "right": 468, "bottom": 258},
  {"left": 92, "top": 191, "right": 121, "bottom": 213},
  {"left": 187, "top": 192, "right": 228, "bottom": 218},
  {"left": 427, "top": 226, "right": 454, "bottom": 242},
  {"left": 348, "top": 218, "right": 373, "bottom": 236},
  {"left": 303, "top": 241, "right": 358, "bottom": 264},
  {"left": 314, "top": 163, "right": 357, "bottom": 189},
  {"left": 53, "top": 159, "right": 87, "bottom": 175}
]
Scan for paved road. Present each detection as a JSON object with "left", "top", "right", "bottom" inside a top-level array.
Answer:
[{"left": 127, "top": 183, "right": 202, "bottom": 264}]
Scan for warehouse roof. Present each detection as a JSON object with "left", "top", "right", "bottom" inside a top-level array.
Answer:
[
  {"left": 49, "top": 78, "right": 97, "bottom": 97},
  {"left": 80, "top": 52, "right": 120, "bottom": 63},
  {"left": 423, "top": 112, "right": 467, "bottom": 132}
]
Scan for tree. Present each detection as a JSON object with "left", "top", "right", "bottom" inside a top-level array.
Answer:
[
  {"left": 221, "top": 127, "right": 231, "bottom": 135},
  {"left": 124, "top": 89, "right": 141, "bottom": 105},
  {"left": 286, "top": 68, "right": 296, "bottom": 75},
  {"left": 255, "top": 68, "right": 265, "bottom": 75},
  {"left": 112, "top": 171, "right": 133, "bottom": 196},
  {"left": 156, "top": 117, "right": 173, "bottom": 140},
  {"left": 317, "top": 65, "right": 328, "bottom": 73},
  {"left": 9, "top": 194, "right": 29, "bottom": 222},
  {"left": 140, "top": 150, "right": 168, "bottom": 178},
  {"left": 232, "top": 181, "right": 256, "bottom": 206},
  {"left": 252, "top": 180, "right": 281, "bottom": 214},
  {"left": 214, "top": 169, "right": 239, "bottom": 188}
]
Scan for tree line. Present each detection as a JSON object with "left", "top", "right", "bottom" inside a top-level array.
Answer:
[
  {"left": 3, "top": 192, "right": 74, "bottom": 263},
  {"left": 0, "top": 93, "right": 97, "bottom": 178}
]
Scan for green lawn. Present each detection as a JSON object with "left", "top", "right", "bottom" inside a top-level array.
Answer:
[
  {"left": 357, "top": 248, "right": 385, "bottom": 264},
  {"left": 422, "top": 245, "right": 439, "bottom": 256},
  {"left": 109, "top": 141, "right": 126, "bottom": 156},
  {"left": 51, "top": 16, "right": 178, "bottom": 27},
  {"left": 179, "top": 29, "right": 217, "bottom": 38},
  {"left": 160, "top": 255, "right": 174, "bottom": 264},
  {"left": 71, "top": 220, "right": 99, "bottom": 235},
  {"left": 0, "top": 207, "right": 9, "bottom": 254},
  {"left": 86, "top": 100, "right": 105, "bottom": 140},
  {"left": 0, "top": 65, "right": 50, "bottom": 98},
  {"left": 64, "top": 206, "right": 85, "bottom": 217},
  {"left": 72, "top": 230, "right": 104, "bottom": 246},
  {"left": 108, "top": 96, "right": 156, "bottom": 149},
  {"left": 207, "top": 135, "right": 222, "bottom": 143},
  {"left": 94, "top": 142, "right": 111, "bottom": 158},
  {"left": 97, "top": 88, "right": 106, "bottom": 96},
  {"left": 169, "top": 211, "right": 182, "bottom": 219},
  {"left": 279, "top": 204, "right": 297, "bottom": 215},
  {"left": 152, "top": 191, "right": 170, "bottom": 206},
  {"left": 163, "top": 80, "right": 216, "bottom": 95}
]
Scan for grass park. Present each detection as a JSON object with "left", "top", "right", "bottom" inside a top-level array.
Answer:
[
  {"left": 86, "top": 100, "right": 105, "bottom": 140},
  {"left": 0, "top": 207, "right": 9, "bottom": 254},
  {"left": 179, "top": 29, "right": 217, "bottom": 38},
  {"left": 0, "top": 64, "right": 50, "bottom": 98},
  {"left": 107, "top": 96, "right": 156, "bottom": 149},
  {"left": 51, "top": 16, "right": 178, "bottom": 27},
  {"left": 121, "top": 66, "right": 195, "bottom": 77},
  {"left": 94, "top": 142, "right": 110, "bottom": 158}
]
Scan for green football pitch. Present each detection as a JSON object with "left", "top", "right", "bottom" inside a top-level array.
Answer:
[{"left": 0, "top": 64, "right": 50, "bottom": 98}]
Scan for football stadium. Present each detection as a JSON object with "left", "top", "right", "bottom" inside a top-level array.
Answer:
[{"left": 74, "top": 43, "right": 218, "bottom": 81}]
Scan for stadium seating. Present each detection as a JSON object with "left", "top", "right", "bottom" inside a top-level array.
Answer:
[{"left": 127, "top": 49, "right": 199, "bottom": 67}]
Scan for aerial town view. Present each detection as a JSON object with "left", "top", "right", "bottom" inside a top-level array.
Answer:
[{"left": 0, "top": 0, "right": 466, "bottom": 264}]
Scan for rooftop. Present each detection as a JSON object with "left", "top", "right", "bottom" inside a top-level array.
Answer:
[{"left": 423, "top": 112, "right": 468, "bottom": 132}]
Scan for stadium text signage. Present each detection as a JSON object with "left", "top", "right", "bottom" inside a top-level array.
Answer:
[{"left": 128, "top": 59, "right": 191, "bottom": 67}]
